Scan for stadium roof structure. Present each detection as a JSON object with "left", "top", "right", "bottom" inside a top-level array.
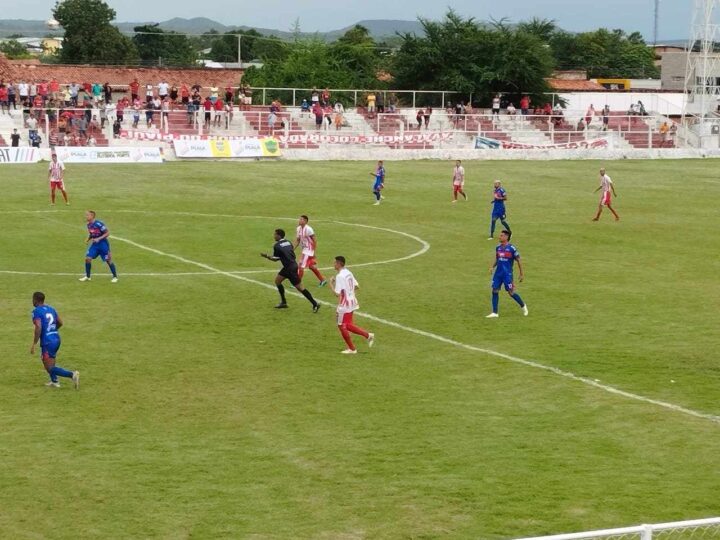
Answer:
[
  {"left": 0, "top": 54, "right": 244, "bottom": 89},
  {"left": 545, "top": 78, "right": 606, "bottom": 91}
]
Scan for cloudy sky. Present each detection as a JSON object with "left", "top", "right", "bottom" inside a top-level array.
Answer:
[{"left": 6, "top": 0, "right": 693, "bottom": 40}]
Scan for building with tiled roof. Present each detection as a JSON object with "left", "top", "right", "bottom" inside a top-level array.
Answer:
[{"left": 0, "top": 53, "right": 243, "bottom": 90}]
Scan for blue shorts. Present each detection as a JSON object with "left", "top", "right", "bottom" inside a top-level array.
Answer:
[
  {"left": 41, "top": 336, "right": 61, "bottom": 359},
  {"left": 373, "top": 183, "right": 383, "bottom": 192},
  {"left": 87, "top": 242, "right": 111, "bottom": 261},
  {"left": 492, "top": 210, "right": 506, "bottom": 219},
  {"left": 492, "top": 272, "right": 515, "bottom": 292}
]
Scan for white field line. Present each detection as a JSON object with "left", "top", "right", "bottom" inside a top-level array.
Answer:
[{"left": 112, "top": 234, "right": 720, "bottom": 427}]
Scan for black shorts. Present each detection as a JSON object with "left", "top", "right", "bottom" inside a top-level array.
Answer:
[{"left": 279, "top": 264, "right": 300, "bottom": 286}]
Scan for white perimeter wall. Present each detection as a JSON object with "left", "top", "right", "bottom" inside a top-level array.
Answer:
[{"left": 556, "top": 92, "right": 686, "bottom": 116}]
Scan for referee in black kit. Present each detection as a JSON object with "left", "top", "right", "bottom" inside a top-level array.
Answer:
[{"left": 261, "top": 228, "right": 321, "bottom": 312}]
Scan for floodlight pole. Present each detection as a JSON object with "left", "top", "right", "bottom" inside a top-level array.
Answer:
[{"left": 237, "top": 34, "right": 242, "bottom": 67}]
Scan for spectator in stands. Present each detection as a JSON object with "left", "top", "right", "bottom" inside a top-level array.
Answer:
[
  {"left": 78, "top": 116, "right": 88, "bottom": 138},
  {"left": 321, "top": 88, "right": 331, "bottom": 107},
  {"left": 637, "top": 101, "right": 647, "bottom": 116},
  {"left": 158, "top": 79, "right": 169, "bottom": 101},
  {"left": 312, "top": 102, "right": 323, "bottom": 130},
  {"left": 191, "top": 91, "right": 201, "bottom": 124},
  {"left": 491, "top": 94, "right": 501, "bottom": 119},
  {"left": 669, "top": 123, "right": 677, "bottom": 144},
  {"left": 145, "top": 100, "right": 155, "bottom": 127},
  {"left": 311, "top": 88, "right": 320, "bottom": 107},
  {"left": 333, "top": 101, "right": 345, "bottom": 130},
  {"left": 92, "top": 82, "right": 102, "bottom": 104},
  {"left": 224, "top": 84, "right": 234, "bottom": 104},
  {"left": 213, "top": 98, "right": 223, "bottom": 127},
  {"left": 520, "top": 95, "right": 530, "bottom": 115},
  {"left": 542, "top": 103, "right": 552, "bottom": 116},
  {"left": 506, "top": 102, "right": 516, "bottom": 116},
  {"left": 203, "top": 96, "right": 212, "bottom": 128},
  {"left": 585, "top": 105, "right": 595, "bottom": 127},
  {"left": 61, "top": 85, "right": 71, "bottom": 106},
  {"left": 116, "top": 97, "right": 127, "bottom": 125},
  {"left": 224, "top": 99, "right": 233, "bottom": 128},
  {"left": 0, "top": 84, "right": 8, "bottom": 115},
  {"left": 145, "top": 82, "right": 154, "bottom": 103},
  {"left": 602, "top": 105, "right": 610, "bottom": 130},
  {"left": 89, "top": 114, "right": 99, "bottom": 133},
  {"left": 29, "top": 81, "right": 37, "bottom": 103},
  {"left": 38, "top": 80, "right": 48, "bottom": 104},
  {"left": 87, "top": 134, "right": 97, "bottom": 147},
  {"left": 69, "top": 82, "right": 80, "bottom": 107},
  {"left": 170, "top": 84, "right": 178, "bottom": 110},
  {"left": 267, "top": 109, "right": 277, "bottom": 133},
  {"left": 323, "top": 103, "right": 333, "bottom": 127},
  {"left": 191, "top": 82, "right": 202, "bottom": 93},
  {"left": 376, "top": 92, "right": 385, "bottom": 114},
  {"left": 129, "top": 78, "right": 140, "bottom": 102},
  {"left": 113, "top": 118, "right": 121, "bottom": 138},
  {"left": 63, "top": 132, "right": 71, "bottom": 146},
  {"left": 57, "top": 114, "right": 67, "bottom": 135},
  {"left": 180, "top": 84, "right": 189, "bottom": 107},
  {"left": 301, "top": 98, "right": 310, "bottom": 116},
  {"left": 99, "top": 102, "right": 108, "bottom": 129},
  {"left": 424, "top": 107, "right": 432, "bottom": 127},
  {"left": 132, "top": 100, "right": 141, "bottom": 128},
  {"left": 367, "top": 92, "right": 377, "bottom": 115},
  {"left": 576, "top": 118, "right": 585, "bottom": 131},
  {"left": 660, "top": 121, "right": 669, "bottom": 144},
  {"left": 18, "top": 80, "right": 29, "bottom": 105},
  {"left": 416, "top": 108, "right": 424, "bottom": 129},
  {"left": 628, "top": 102, "right": 639, "bottom": 116},
  {"left": 10, "top": 128, "right": 20, "bottom": 147},
  {"left": 27, "top": 113, "right": 38, "bottom": 140},
  {"left": 30, "top": 131, "right": 41, "bottom": 148},
  {"left": 388, "top": 93, "right": 398, "bottom": 113},
  {"left": 46, "top": 100, "right": 57, "bottom": 124},
  {"left": 209, "top": 83, "right": 219, "bottom": 104},
  {"left": 22, "top": 100, "right": 31, "bottom": 125},
  {"left": 83, "top": 100, "right": 92, "bottom": 122},
  {"left": 7, "top": 82, "right": 17, "bottom": 110},
  {"left": 103, "top": 82, "right": 112, "bottom": 104},
  {"left": 49, "top": 78, "right": 60, "bottom": 101}
]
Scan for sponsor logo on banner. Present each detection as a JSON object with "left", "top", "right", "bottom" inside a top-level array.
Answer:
[
  {"left": 278, "top": 132, "right": 454, "bottom": 145},
  {"left": 475, "top": 136, "right": 610, "bottom": 150},
  {"left": 55, "top": 147, "right": 164, "bottom": 163},
  {"left": 173, "top": 138, "right": 281, "bottom": 158},
  {"left": 0, "top": 147, "right": 41, "bottom": 164}
]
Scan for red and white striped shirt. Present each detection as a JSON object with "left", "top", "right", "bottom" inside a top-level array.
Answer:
[
  {"left": 296, "top": 224, "right": 316, "bottom": 256},
  {"left": 49, "top": 160, "right": 65, "bottom": 181},
  {"left": 334, "top": 268, "right": 359, "bottom": 314}
]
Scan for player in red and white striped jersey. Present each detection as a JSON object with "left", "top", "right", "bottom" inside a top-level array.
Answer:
[
  {"left": 331, "top": 256, "right": 374, "bottom": 354},
  {"left": 48, "top": 152, "right": 69, "bottom": 205},
  {"left": 293, "top": 215, "right": 327, "bottom": 286},
  {"left": 592, "top": 167, "right": 619, "bottom": 221}
]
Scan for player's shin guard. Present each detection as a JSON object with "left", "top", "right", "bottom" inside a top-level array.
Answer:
[
  {"left": 300, "top": 288, "right": 318, "bottom": 307},
  {"left": 501, "top": 219, "right": 511, "bottom": 232},
  {"left": 277, "top": 284, "right": 287, "bottom": 303},
  {"left": 511, "top": 293, "right": 525, "bottom": 307},
  {"left": 85, "top": 262, "right": 92, "bottom": 278},
  {"left": 338, "top": 325, "right": 355, "bottom": 350},
  {"left": 492, "top": 292, "right": 499, "bottom": 313},
  {"left": 347, "top": 323, "right": 369, "bottom": 339},
  {"left": 108, "top": 262, "right": 117, "bottom": 278},
  {"left": 50, "top": 366, "right": 74, "bottom": 379}
]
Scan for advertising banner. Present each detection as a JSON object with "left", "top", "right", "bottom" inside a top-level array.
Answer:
[
  {"left": 173, "top": 138, "right": 281, "bottom": 158},
  {"left": 475, "top": 136, "right": 611, "bottom": 150},
  {"left": 0, "top": 147, "right": 41, "bottom": 164},
  {"left": 54, "top": 147, "right": 164, "bottom": 163}
]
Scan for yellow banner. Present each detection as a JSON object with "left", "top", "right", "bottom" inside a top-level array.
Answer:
[{"left": 209, "top": 140, "right": 232, "bottom": 158}]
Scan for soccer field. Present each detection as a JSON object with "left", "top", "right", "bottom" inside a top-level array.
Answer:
[{"left": 1, "top": 159, "right": 719, "bottom": 539}]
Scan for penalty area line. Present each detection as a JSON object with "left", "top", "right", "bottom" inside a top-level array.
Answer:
[{"left": 112, "top": 234, "right": 720, "bottom": 427}]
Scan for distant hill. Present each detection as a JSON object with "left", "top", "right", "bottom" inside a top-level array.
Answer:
[{"left": 0, "top": 17, "right": 425, "bottom": 40}]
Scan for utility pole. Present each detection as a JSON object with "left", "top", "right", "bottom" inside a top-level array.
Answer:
[
  {"left": 653, "top": 0, "right": 660, "bottom": 45},
  {"left": 237, "top": 34, "right": 242, "bottom": 67}
]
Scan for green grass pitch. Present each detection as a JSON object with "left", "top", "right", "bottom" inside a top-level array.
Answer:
[{"left": 1, "top": 159, "right": 719, "bottom": 539}]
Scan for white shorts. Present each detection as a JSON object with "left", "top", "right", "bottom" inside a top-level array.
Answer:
[{"left": 300, "top": 253, "right": 316, "bottom": 269}]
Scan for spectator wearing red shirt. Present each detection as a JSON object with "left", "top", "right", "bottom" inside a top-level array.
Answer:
[
  {"left": 180, "top": 84, "right": 189, "bottom": 106},
  {"left": 213, "top": 98, "right": 224, "bottom": 127},
  {"left": 49, "top": 78, "right": 60, "bottom": 100},
  {"left": 520, "top": 95, "right": 530, "bottom": 115},
  {"left": 129, "top": 78, "right": 140, "bottom": 102},
  {"left": 0, "top": 85, "right": 8, "bottom": 114},
  {"left": 224, "top": 85, "right": 234, "bottom": 104},
  {"left": 38, "top": 81, "right": 48, "bottom": 104},
  {"left": 116, "top": 97, "right": 127, "bottom": 123}
]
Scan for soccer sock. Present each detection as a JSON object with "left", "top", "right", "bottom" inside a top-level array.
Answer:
[
  {"left": 347, "top": 323, "right": 369, "bottom": 339},
  {"left": 374, "top": 190, "right": 381, "bottom": 201},
  {"left": 490, "top": 218, "right": 497, "bottom": 237},
  {"left": 300, "top": 288, "right": 318, "bottom": 307},
  {"left": 107, "top": 262, "right": 117, "bottom": 277},
  {"left": 501, "top": 219, "right": 511, "bottom": 232},
  {"left": 310, "top": 267, "right": 325, "bottom": 281},
  {"left": 338, "top": 326, "right": 355, "bottom": 350},
  {"left": 85, "top": 262, "right": 92, "bottom": 278},
  {"left": 492, "top": 292, "right": 499, "bottom": 313},
  {"left": 50, "top": 366, "right": 73, "bottom": 379},
  {"left": 511, "top": 293, "right": 525, "bottom": 307},
  {"left": 277, "top": 284, "right": 287, "bottom": 304}
]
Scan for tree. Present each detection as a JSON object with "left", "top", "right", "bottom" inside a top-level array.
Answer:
[
  {"left": 132, "top": 24, "right": 196, "bottom": 66},
  {"left": 393, "top": 11, "right": 554, "bottom": 104},
  {"left": 209, "top": 29, "right": 286, "bottom": 64},
  {"left": 53, "top": 0, "right": 137, "bottom": 64},
  {"left": 0, "top": 40, "right": 33, "bottom": 59}
]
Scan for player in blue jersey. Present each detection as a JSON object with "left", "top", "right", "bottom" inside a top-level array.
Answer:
[
  {"left": 489, "top": 180, "right": 512, "bottom": 240},
  {"left": 370, "top": 160, "right": 385, "bottom": 205},
  {"left": 486, "top": 230, "right": 528, "bottom": 318},
  {"left": 30, "top": 291, "right": 80, "bottom": 389},
  {"left": 79, "top": 210, "right": 118, "bottom": 283}
]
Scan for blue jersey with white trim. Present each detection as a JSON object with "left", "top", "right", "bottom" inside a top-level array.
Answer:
[{"left": 32, "top": 305, "right": 60, "bottom": 345}]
